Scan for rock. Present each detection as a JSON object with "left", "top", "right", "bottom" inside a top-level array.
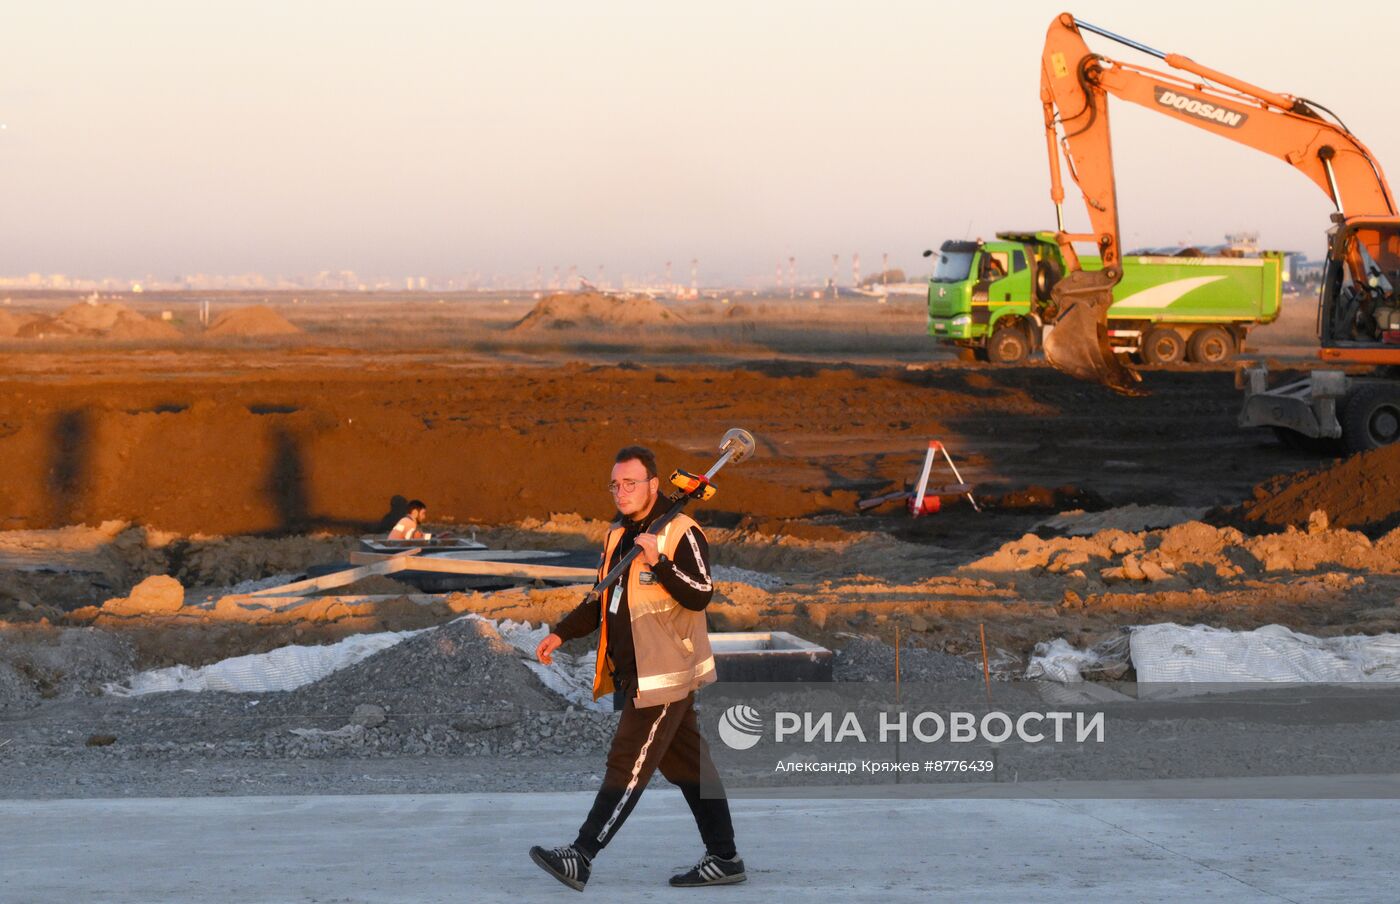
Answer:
[
  {"left": 101, "top": 575, "right": 184, "bottom": 616},
  {"left": 1308, "top": 509, "right": 1330, "bottom": 534},
  {"left": 1060, "top": 589, "right": 1084, "bottom": 609},
  {"left": 351, "top": 704, "right": 387, "bottom": 728},
  {"left": 1100, "top": 530, "right": 1144, "bottom": 555},
  {"left": 1140, "top": 561, "right": 1172, "bottom": 582},
  {"left": 1120, "top": 555, "right": 1147, "bottom": 582},
  {"left": 86, "top": 734, "right": 117, "bottom": 747},
  {"left": 906, "top": 614, "right": 931, "bottom": 633}
]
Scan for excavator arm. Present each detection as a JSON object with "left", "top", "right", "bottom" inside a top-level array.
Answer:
[{"left": 1038, "top": 12, "right": 1397, "bottom": 393}]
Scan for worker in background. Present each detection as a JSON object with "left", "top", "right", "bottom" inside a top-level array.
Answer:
[
  {"left": 388, "top": 500, "right": 432, "bottom": 540},
  {"left": 528, "top": 445, "right": 743, "bottom": 891}
]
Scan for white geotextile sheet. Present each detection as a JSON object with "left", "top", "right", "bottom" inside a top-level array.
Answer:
[
  {"left": 1024, "top": 637, "right": 1122, "bottom": 683},
  {"left": 105, "top": 629, "right": 429, "bottom": 696},
  {"left": 103, "top": 614, "right": 612, "bottom": 710},
  {"left": 1024, "top": 623, "right": 1400, "bottom": 685},
  {"left": 1130, "top": 623, "right": 1400, "bottom": 683},
  {"left": 491, "top": 618, "right": 611, "bottom": 712}
]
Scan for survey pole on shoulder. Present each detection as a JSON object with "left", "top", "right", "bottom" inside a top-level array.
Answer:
[{"left": 582, "top": 427, "right": 757, "bottom": 606}]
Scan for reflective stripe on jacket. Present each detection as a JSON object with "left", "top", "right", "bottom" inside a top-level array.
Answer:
[{"left": 591, "top": 512, "right": 717, "bottom": 708}]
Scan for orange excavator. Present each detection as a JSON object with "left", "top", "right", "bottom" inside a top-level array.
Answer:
[{"left": 1038, "top": 13, "right": 1400, "bottom": 449}]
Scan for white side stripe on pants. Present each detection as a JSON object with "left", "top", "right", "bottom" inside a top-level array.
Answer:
[{"left": 596, "top": 702, "right": 671, "bottom": 844}]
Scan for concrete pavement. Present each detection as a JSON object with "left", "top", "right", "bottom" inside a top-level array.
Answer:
[{"left": 4, "top": 789, "right": 1396, "bottom": 902}]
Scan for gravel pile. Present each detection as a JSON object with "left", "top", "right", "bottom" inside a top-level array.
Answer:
[
  {"left": 713, "top": 565, "right": 785, "bottom": 591},
  {"left": 832, "top": 636, "right": 983, "bottom": 683},
  {"left": 7, "top": 618, "right": 623, "bottom": 760},
  {"left": 0, "top": 627, "right": 136, "bottom": 713}
]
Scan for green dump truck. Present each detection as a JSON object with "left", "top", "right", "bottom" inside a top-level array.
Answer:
[{"left": 926, "top": 231, "right": 1284, "bottom": 364}]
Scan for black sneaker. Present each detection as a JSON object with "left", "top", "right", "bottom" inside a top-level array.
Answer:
[
  {"left": 669, "top": 853, "right": 746, "bottom": 887},
  {"left": 529, "top": 844, "right": 591, "bottom": 892}
]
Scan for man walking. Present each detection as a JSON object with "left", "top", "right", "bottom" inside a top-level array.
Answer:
[{"left": 530, "top": 445, "right": 744, "bottom": 891}]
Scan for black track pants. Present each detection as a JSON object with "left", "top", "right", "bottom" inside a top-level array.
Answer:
[{"left": 573, "top": 690, "right": 736, "bottom": 860}]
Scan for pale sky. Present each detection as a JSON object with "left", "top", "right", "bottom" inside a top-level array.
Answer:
[{"left": 4, "top": 0, "right": 1398, "bottom": 285}]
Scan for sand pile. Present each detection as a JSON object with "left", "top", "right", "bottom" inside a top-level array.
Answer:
[
  {"left": 18, "top": 302, "right": 181, "bottom": 340},
  {"left": 1242, "top": 444, "right": 1400, "bottom": 532},
  {"left": 205, "top": 304, "right": 302, "bottom": 337},
  {"left": 509, "top": 292, "right": 683, "bottom": 331}
]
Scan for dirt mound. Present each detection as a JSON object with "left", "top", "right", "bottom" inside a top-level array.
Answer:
[
  {"left": 1243, "top": 445, "right": 1400, "bottom": 532},
  {"left": 205, "top": 305, "right": 302, "bottom": 337},
  {"left": 17, "top": 302, "right": 181, "bottom": 340},
  {"left": 509, "top": 292, "right": 683, "bottom": 331},
  {"left": 0, "top": 309, "right": 37, "bottom": 338}
]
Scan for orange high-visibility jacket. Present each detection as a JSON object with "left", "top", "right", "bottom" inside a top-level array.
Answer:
[{"left": 592, "top": 512, "right": 717, "bottom": 708}]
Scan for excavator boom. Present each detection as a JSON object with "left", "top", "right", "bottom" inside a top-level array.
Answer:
[{"left": 1038, "top": 12, "right": 1397, "bottom": 392}]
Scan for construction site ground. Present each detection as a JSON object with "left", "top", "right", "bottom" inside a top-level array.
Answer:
[
  {"left": 8, "top": 790, "right": 1395, "bottom": 902},
  {"left": 3, "top": 290, "right": 1397, "bottom": 808}
]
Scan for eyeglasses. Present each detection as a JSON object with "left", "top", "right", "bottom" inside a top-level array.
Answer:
[{"left": 607, "top": 478, "right": 650, "bottom": 495}]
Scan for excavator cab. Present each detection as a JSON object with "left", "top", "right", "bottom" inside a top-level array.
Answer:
[{"left": 1321, "top": 220, "right": 1400, "bottom": 348}]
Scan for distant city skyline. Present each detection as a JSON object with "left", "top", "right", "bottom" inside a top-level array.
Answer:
[{"left": 4, "top": 1, "right": 1397, "bottom": 284}]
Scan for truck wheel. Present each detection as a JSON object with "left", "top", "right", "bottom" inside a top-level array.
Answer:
[
  {"left": 1187, "top": 326, "right": 1235, "bottom": 364},
  {"left": 1140, "top": 327, "right": 1185, "bottom": 365},
  {"left": 988, "top": 325, "right": 1030, "bottom": 364},
  {"left": 1341, "top": 383, "right": 1400, "bottom": 451},
  {"left": 1034, "top": 259, "right": 1062, "bottom": 303}
]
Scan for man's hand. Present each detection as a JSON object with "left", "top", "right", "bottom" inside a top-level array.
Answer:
[
  {"left": 536, "top": 633, "right": 563, "bottom": 665},
  {"left": 634, "top": 533, "right": 660, "bottom": 566}
]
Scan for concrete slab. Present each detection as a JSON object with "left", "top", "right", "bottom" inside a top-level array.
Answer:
[{"left": 3, "top": 790, "right": 1395, "bottom": 902}]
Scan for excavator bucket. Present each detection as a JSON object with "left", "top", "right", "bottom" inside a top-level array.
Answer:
[{"left": 1042, "top": 268, "right": 1144, "bottom": 396}]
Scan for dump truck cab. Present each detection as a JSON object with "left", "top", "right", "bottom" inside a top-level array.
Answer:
[{"left": 927, "top": 233, "right": 1048, "bottom": 363}]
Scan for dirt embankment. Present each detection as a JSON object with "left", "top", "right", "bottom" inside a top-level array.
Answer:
[
  {"left": 0, "top": 364, "right": 986, "bottom": 534},
  {"left": 0, "top": 360, "right": 1314, "bottom": 537}
]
